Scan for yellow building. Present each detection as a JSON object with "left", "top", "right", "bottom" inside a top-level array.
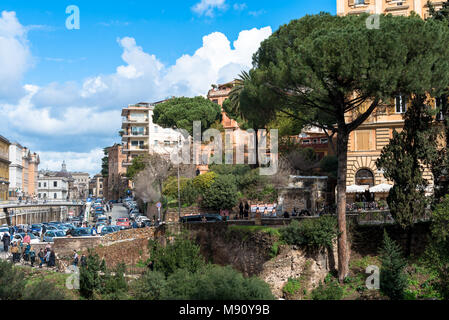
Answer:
[
  {"left": 338, "top": 0, "right": 444, "bottom": 202},
  {"left": 0, "top": 135, "right": 11, "bottom": 201},
  {"left": 337, "top": 0, "right": 444, "bottom": 18}
]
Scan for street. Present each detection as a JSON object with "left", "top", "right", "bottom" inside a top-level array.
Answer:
[{"left": 108, "top": 203, "right": 128, "bottom": 223}]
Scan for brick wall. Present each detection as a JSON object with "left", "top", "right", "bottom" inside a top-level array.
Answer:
[{"left": 53, "top": 236, "right": 102, "bottom": 256}]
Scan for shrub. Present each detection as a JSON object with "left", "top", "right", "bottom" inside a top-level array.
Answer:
[
  {"left": 283, "top": 278, "right": 302, "bottom": 296},
  {"left": 180, "top": 179, "right": 199, "bottom": 205},
  {"left": 280, "top": 217, "right": 338, "bottom": 249},
  {"left": 311, "top": 275, "right": 343, "bottom": 300},
  {"left": 79, "top": 250, "right": 103, "bottom": 299},
  {"left": 0, "top": 260, "right": 25, "bottom": 300},
  {"left": 379, "top": 230, "right": 408, "bottom": 300},
  {"left": 23, "top": 278, "right": 67, "bottom": 300},
  {"left": 148, "top": 237, "right": 206, "bottom": 278},
  {"left": 193, "top": 171, "right": 217, "bottom": 193},
  {"left": 162, "top": 176, "right": 189, "bottom": 198},
  {"left": 163, "top": 265, "right": 274, "bottom": 300},
  {"left": 201, "top": 174, "right": 239, "bottom": 210},
  {"left": 101, "top": 263, "right": 129, "bottom": 300},
  {"left": 130, "top": 271, "right": 168, "bottom": 300}
]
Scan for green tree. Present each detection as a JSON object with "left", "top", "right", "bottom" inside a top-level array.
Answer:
[
  {"left": 130, "top": 270, "right": 168, "bottom": 300},
  {"left": 148, "top": 237, "right": 206, "bottom": 278},
  {"left": 379, "top": 230, "right": 408, "bottom": 300},
  {"left": 201, "top": 174, "right": 239, "bottom": 210},
  {"left": 153, "top": 96, "right": 221, "bottom": 135},
  {"left": 126, "top": 155, "right": 146, "bottom": 180},
  {"left": 101, "top": 263, "right": 129, "bottom": 300},
  {"left": 424, "top": 195, "right": 449, "bottom": 299},
  {"left": 23, "top": 278, "right": 67, "bottom": 300},
  {"left": 376, "top": 96, "right": 436, "bottom": 256},
  {"left": 249, "top": 13, "right": 449, "bottom": 282},
  {"left": 0, "top": 260, "right": 25, "bottom": 300},
  {"left": 79, "top": 250, "right": 103, "bottom": 299},
  {"left": 101, "top": 147, "right": 109, "bottom": 177},
  {"left": 163, "top": 265, "right": 274, "bottom": 300}
]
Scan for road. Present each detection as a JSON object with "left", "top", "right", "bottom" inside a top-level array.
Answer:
[{"left": 109, "top": 204, "right": 128, "bottom": 223}]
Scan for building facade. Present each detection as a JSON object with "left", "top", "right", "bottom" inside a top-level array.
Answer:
[
  {"left": 91, "top": 174, "right": 104, "bottom": 198},
  {"left": 120, "top": 101, "right": 185, "bottom": 184},
  {"left": 37, "top": 173, "right": 69, "bottom": 200},
  {"left": 106, "top": 143, "right": 127, "bottom": 200},
  {"left": 8, "top": 143, "right": 23, "bottom": 199},
  {"left": 0, "top": 135, "right": 11, "bottom": 201},
  {"left": 338, "top": 0, "right": 442, "bottom": 202},
  {"left": 337, "top": 0, "right": 443, "bottom": 18},
  {"left": 71, "top": 172, "right": 90, "bottom": 200}
]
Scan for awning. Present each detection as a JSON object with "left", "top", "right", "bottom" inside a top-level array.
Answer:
[
  {"left": 369, "top": 184, "right": 393, "bottom": 193},
  {"left": 346, "top": 185, "right": 369, "bottom": 193}
]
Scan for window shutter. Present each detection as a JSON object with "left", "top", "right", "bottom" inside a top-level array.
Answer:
[
  {"left": 349, "top": 0, "right": 355, "bottom": 6},
  {"left": 365, "top": 0, "right": 371, "bottom": 4}
]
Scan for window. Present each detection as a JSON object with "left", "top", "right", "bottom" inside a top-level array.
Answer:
[
  {"left": 38, "top": 193, "right": 41, "bottom": 198},
  {"left": 154, "top": 140, "right": 158, "bottom": 145},
  {"left": 355, "top": 169, "right": 375, "bottom": 187},
  {"left": 44, "top": 182, "right": 47, "bottom": 187},
  {"left": 212, "top": 99, "right": 219, "bottom": 104},
  {"left": 395, "top": 95, "right": 407, "bottom": 113},
  {"left": 320, "top": 138, "right": 328, "bottom": 144},
  {"left": 302, "top": 139, "right": 310, "bottom": 144},
  {"left": 54, "top": 193, "right": 57, "bottom": 199},
  {"left": 54, "top": 181, "right": 57, "bottom": 187},
  {"left": 354, "top": 0, "right": 365, "bottom": 5},
  {"left": 38, "top": 182, "right": 41, "bottom": 188},
  {"left": 131, "top": 126, "right": 144, "bottom": 136},
  {"left": 164, "top": 140, "right": 170, "bottom": 146},
  {"left": 154, "top": 126, "right": 158, "bottom": 133}
]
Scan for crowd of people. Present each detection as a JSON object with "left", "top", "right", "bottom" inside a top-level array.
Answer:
[{"left": 1, "top": 231, "right": 56, "bottom": 268}]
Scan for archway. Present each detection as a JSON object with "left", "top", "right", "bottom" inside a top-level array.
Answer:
[{"left": 355, "top": 169, "right": 375, "bottom": 187}]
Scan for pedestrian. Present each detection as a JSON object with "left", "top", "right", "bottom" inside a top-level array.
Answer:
[
  {"left": 73, "top": 250, "right": 79, "bottom": 267},
  {"left": 284, "top": 211, "right": 290, "bottom": 219},
  {"left": 80, "top": 254, "right": 87, "bottom": 268},
  {"left": 239, "top": 201, "right": 244, "bottom": 220},
  {"left": 24, "top": 243, "right": 31, "bottom": 262},
  {"left": 38, "top": 248, "right": 45, "bottom": 268},
  {"left": 11, "top": 243, "right": 19, "bottom": 263},
  {"left": 244, "top": 201, "right": 249, "bottom": 220},
  {"left": 23, "top": 232, "right": 31, "bottom": 245},
  {"left": 44, "top": 249, "right": 51, "bottom": 266},
  {"left": 29, "top": 247, "right": 36, "bottom": 267},
  {"left": 91, "top": 226, "right": 97, "bottom": 236},
  {"left": 1, "top": 232, "right": 10, "bottom": 252},
  {"left": 48, "top": 249, "right": 56, "bottom": 268}
]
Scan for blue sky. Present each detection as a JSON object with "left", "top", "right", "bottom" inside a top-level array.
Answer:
[{"left": 0, "top": 0, "right": 336, "bottom": 175}]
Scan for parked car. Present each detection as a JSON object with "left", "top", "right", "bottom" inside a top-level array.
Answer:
[
  {"left": 136, "top": 216, "right": 151, "bottom": 227},
  {"left": 31, "top": 224, "right": 43, "bottom": 236},
  {"left": 72, "top": 227, "right": 93, "bottom": 237},
  {"left": 116, "top": 218, "right": 130, "bottom": 229},
  {"left": 96, "top": 217, "right": 108, "bottom": 224},
  {"left": 111, "top": 225, "right": 121, "bottom": 232},
  {"left": 100, "top": 226, "right": 116, "bottom": 236},
  {"left": 43, "top": 230, "right": 66, "bottom": 242},
  {"left": 11, "top": 233, "right": 40, "bottom": 244}
]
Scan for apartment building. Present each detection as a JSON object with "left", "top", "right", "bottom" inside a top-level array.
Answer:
[
  {"left": 0, "top": 135, "right": 11, "bottom": 201},
  {"left": 90, "top": 174, "right": 104, "bottom": 198},
  {"left": 71, "top": 172, "right": 90, "bottom": 200},
  {"left": 37, "top": 172, "right": 70, "bottom": 200},
  {"left": 8, "top": 143, "right": 23, "bottom": 199},
  {"left": 120, "top": 101, "right": 184, "bottom": 168},
  {"left": 338, "top": 0, "right": 443, "bottom": 202},
  {"left": 337, "top": 0, "right": 443, "bottom": 18}
]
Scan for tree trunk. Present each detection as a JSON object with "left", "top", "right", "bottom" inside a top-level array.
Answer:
[
  {"left": 405, "top": 227, "right": 412, "bottom": 258},
  {"left": 336, "top": 130, "right": 350, "bottom": 283}
]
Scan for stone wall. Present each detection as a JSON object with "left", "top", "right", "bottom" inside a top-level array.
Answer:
[{"left": 53, "top": 236, "right": 102, "bottom": 256}]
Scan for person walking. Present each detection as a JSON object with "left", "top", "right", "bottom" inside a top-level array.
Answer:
[
  {"left": 73, "top": 250, "right": 79, "bottom": 267},
  {"left": 244, "top": 201, "right": 249, "bottom": 220},
  {"left": 11, "top": 243, "right": 19, "bottom": 263},
  {"left": 48, "top": 249, "right": 56, "bottom": 268},
  {"left": 29, "top": 247, "right": 36, "bottom": 267},
  {"left": 44, "top": 248, "right": 51, "bottom": 266},
  {"left": 80, "top": 254, "right": 87, "bottom": 268},
  {"left": 24, "top": 243, "right": 31, "bottom": 263},
  {"left": 23, "top": 232, "right": 31, "bottom": 245},
  {"left": 38, "top": 248, "right": 45, "bottom": 268},
  {"left": 1, "top": 232, "right": 10, "bottom": 253}
]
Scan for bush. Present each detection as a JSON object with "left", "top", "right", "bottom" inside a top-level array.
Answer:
[
  {"left": 148, "top": 237, "right": 206, "bottom": 278},
  {"left": 162, "top": 176, "right": 189, "bottom": 198},
  {"left": 79, "top": 250, "right": 103, "bottom": 299},
  {"left": 379, "top": 230, "right": 408, "bottom": 300},
  {"left": 311, "top": 275, "right": 343, "bottom": 300},
  {"left": 101, "top": 263, "right": 129, "bottom": 300},
  {"left": 0, "top": 260, "right": 25, "bottom": 300},
  {"left": 180, "top": 180, "right": 199, "bottom": 205},
  {"left": 280, "top": 217, "right": 338, "bottom": 249},
  {"left": 130, "top": 271, "right": 167, "bottom": 300},
  {"left": 23, "top": 278, "right": 67, "bottom": 300},
  {"left": 193, "top": 171, "right": 217, "bottom": 194},
  {"left": 283, "top": 278, "right": 302, "bottom": 296},
  {"left": 163, "top": 265, "right": 274, "bottom": 300},
  {"left": 201, "top": 174, "right": 239, "bottom": 210}
]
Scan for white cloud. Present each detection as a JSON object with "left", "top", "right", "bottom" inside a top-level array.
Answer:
[
  {"left": 249, "top": 9, "right": 266, "bottom": 17},
  {"left": 0, "top": 11, "right": 32, "bottom": 99},
  {"left": 0, "top": 10, "right": 272, "bottom": 174},
  {"left": 38, "top": 148, "right": 104, "bottom": 176},
  {"left": 192, "top": 0, "right": 227, "bottom": 17}
]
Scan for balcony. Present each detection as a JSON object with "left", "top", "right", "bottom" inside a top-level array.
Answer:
[
  {"left": 121, "top": 118, "right": 149, "bottom": 128},
  {"left": 122, "top": 160, "right": 133, "bottom": 167}
]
